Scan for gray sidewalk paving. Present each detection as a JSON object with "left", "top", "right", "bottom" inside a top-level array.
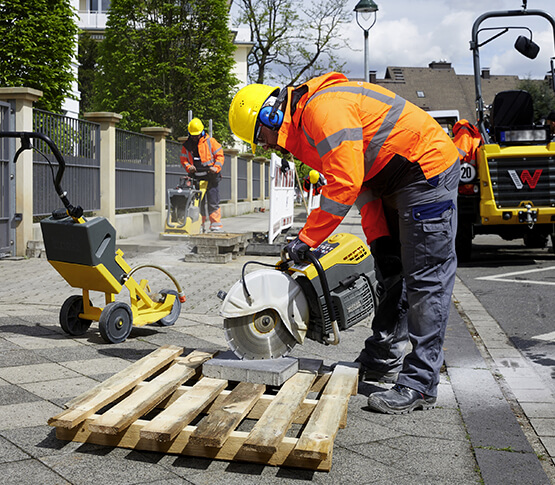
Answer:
[{"left": 0, "top": 208, "right": 553, "bottom": 484}]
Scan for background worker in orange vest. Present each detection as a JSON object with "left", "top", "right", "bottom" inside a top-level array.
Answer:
[
  {"left": 546, "top": 110, "right": 555, "bottom": 138},
  {"left": 452, "top": 119, "right": 482, "bottom": 163},
  {"left": 229, "top": 72, "right": 460, "bottom": 414},
  {"left": 181, "top": 118, "right": 225, "bottom": 232}
]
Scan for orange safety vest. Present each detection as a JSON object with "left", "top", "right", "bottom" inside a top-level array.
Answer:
[
  {"left": 180, "top": 133, "right": 224, "bottom": 174},
  {"left": 277, "top": 72, "right": 459, "bottom": 247},
  {"left": 452, "top": 119, "right": 482, "bottom": 164}
]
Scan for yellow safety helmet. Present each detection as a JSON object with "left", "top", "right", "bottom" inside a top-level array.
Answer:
[
  {"left": 188, "top": 118, "right": 204, "bottom": 136},
  {"left": 229, "top": 84, "right": 280, "bottom": 153},
  {"left": 309, "top": 170, "right": 321, "bottom": 185}
]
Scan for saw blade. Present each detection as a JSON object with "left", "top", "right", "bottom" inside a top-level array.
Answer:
[{"left": 223, "top": 309, "right": 298, "bottom": 360}]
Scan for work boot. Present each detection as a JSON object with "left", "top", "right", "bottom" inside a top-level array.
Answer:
[
  {"left": 367, "top": 384, "right": 436, "bottom": 414},
  {"left": 209, "top": 222, "right": 223, "bottom": 232}
]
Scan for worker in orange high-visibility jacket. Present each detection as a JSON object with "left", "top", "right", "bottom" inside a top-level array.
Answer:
[
  {"left": 452, "top": 119, "right": 483, "bottom": 164},
  {"left": 229, "top": 72, "right": 460, "bottom": 415},
  {"left": 181, "top": 118, "right": 225, "bottom": 232}
]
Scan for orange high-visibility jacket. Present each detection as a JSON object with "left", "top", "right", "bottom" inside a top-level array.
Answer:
[
  {"left": 452, "top": 119, "right": 482, "bottom": 164},
  {"left": 277, "top": 72, "right": 459, "bottom": 247},
  {"left": 180, "top": 134, "right": 224, "bottom": 174}
]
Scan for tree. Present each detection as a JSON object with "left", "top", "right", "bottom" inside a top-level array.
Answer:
[
  {"left": 78, "top": 32, "right": 99, "bottom": 116},
  {"left": 517, "top": 78, "right": 555, "bottom": 122},
  {"left": 0, "top": 0, "right": 78, "bottom": 112},
  {"left": 93, "top": 0, "right": 237, "bottom": 142},
  {"left": 233, "top": 0, "right": 350, "bottom": 86}
]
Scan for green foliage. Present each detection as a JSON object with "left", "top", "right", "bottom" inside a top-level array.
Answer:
[
  {"left": 93, "top": 0, "right": 237, "bottom": 144},
  {"left": 78, "top": 32, "right": 99, "bottom": 116},
  {"left": 517, "top": 78, "right": 555, "bottom": 122},
  {"left": 0, "top": 0, "right": 78, "bottom": 112}
]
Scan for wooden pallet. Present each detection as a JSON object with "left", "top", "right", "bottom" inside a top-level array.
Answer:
[{"left": 48, "top": 345, "right": 359, "bottom": 471}]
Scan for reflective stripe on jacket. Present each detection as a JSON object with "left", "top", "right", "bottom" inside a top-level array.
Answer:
[
  {"left": 452, "top": 119, "right": 482, "bottom": 164},
  {"left": 276, "top": 72, "right": 459, "bottom": 247},
  {"left": 180, "top": 134, "right": 224, "bottom": 173}
]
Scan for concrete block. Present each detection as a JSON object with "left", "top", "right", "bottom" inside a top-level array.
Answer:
[{"left": 202, "top": 350, "right": 299, "bottom": 386}]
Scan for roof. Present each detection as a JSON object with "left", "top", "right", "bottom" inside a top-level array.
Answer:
[{"left": 364, "top": 63, "right": 539, "bottom": 123}]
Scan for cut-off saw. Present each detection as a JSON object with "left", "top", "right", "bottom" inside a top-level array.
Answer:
[{"left": 218, "top": 233, "right": 377, "bottom": 359}]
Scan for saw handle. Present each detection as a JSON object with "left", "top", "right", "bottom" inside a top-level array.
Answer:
[{"left": 305, "top": 251, "right": 340, "bottom": 346}]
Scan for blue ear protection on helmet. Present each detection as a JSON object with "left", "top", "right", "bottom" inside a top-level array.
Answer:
[
  {"left": 259, "top": 105, "right": 284, "bottom": 129},
  {"left": 258, "top": 88, "right": 287, "bottom": 130}
]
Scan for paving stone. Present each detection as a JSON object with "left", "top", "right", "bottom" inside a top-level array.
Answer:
[
  {"left": 0, "top": 435, "right": 30, "bottom": 463},
  {"left": 0, "top": 401, "right": 61, "bottom": 430},
  {"left": 0, "top": 362, "right": 81, "bottom": 384},
  {"left": 202, "top": 350, "right": 300, "bottom": 386},
  {"left": 0, "top": 459, "right": 71, "bottom": 485}
]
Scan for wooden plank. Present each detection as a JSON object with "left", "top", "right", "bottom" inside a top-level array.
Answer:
[
  {"left": 242, "top": 371, "right": 316, "bottom": 454},
  {"left": 48, "top": 345, "right": 184, "bottom": 429},
  {"left": 159, "top": 385, "right": 319, "bottom": 425},
  {"left": 292, "top": 364, "right": 358, "bottom": 461},
  {"left": 55, "top": 416, "right": 332, "bottom": 471},
  {"left": 140, "top": 377, "right": 228, "bottom": 442},
  {"left": 188, "top": 381, "right": 265, "bottom": 448},
  {"left": 88, "top": 350, "right": 213, "bottom": 435}
]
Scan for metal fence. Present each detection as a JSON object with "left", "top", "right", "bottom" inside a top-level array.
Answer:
[
  {"left": 29, "top": 108, "right": 267, "bottom": 219},
  {"left": 115, "top": 128, "right": 154, "bottom": 210},
  {"left": 166, "top": 139, "right": 184, "bottom": 191},
  {"left": 253, "top": 159, "right": 261, "bottom": 199},
  {"left": 220, "top": 154, "right": 232, "bottom": 202},
  {"left": 33, "top": 109, "right": 100, "bottom": 216},
  {"left": 0, "top": 101, "right": 14, "bottom": 257},
  {"left": 237, "top": 156, "right": 248, "bottom": 201}
]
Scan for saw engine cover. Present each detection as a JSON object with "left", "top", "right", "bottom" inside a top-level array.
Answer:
[{"left": 220, "top": 233, "right": 377, "bottom": 360}]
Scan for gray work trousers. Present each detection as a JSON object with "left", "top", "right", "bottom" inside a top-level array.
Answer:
[{"left": 356, "top": 157, "right": 459, "bottom": 397}]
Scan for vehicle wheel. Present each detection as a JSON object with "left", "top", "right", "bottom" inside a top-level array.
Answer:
[
  {"left": 456, "top": 220, "right": 473, "bottom": 263},
  {"left": 523, "top": 231, "right": 548, "bottom": 249},
  {"left": 157, "top": 289, "right": 181, "bottom": 326},
  {"left": 59, "top": 295, "right": 93, "bottom": 336},
  {"left": 99, "top": 302, "right": 133, "bottom": 344}
]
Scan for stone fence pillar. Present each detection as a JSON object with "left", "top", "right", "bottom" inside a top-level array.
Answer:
[
  {"left": 83, "top": 112, "right": 122, "bottom": 226},
  {"left": 0, "top": 87, "right": 43, "bottom": 256},
  {"left": 141, "top": 126, "right": 172, "bottom": 229}
]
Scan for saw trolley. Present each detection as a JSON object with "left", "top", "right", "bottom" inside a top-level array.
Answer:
[
  {"left": 1, "top": 131, "right": 186, "bottom": 344},
  {"left": 164, "top": 173, "right": 208, "bottom": 234},
  {"left": 219, "top": 232, "right": 377, "bottom": 359}
]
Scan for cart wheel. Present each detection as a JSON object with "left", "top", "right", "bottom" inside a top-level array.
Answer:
[
  {"left": 157, "top": 289, "right": 182, "bottom": 326},
  {"left": 59, "top": 295, "right": 93, "bottom": 336},
  {"left": 99, "top": 302, "right": 133, "bottom": 344}
]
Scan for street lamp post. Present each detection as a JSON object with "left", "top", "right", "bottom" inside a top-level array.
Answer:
[{"left": 354, "top": 0, "right": 378, "bottom": 83}]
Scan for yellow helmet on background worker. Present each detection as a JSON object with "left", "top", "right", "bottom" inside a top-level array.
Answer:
[
  {"left": 228, "top": 84, "right": 280, "bottom": 153},
  {"left": 188, "top": 118, "right": 204, "bottom": 136},
  {"left": 309, "top": 170, "right": 320, "bottom": 185}
]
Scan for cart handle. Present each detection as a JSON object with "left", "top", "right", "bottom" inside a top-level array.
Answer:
[{"left": 0, "top": 131, "right": 83, "bottom": 219}]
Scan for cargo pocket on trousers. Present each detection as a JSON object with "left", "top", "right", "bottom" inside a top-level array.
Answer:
[{"left": 412, "top": 206, "right": 454, "bottom": 268}]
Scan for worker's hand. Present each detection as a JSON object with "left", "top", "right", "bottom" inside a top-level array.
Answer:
[
  {"left": 209, "top": 166, "right": 218, "bottom": 174},
  {"left": 285, "top": 237, "right": 310, "bottom": 264},
  {"left": 188, "top": 166, "right": 196, "bottom": 174}
]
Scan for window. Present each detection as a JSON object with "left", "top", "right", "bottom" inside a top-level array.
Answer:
[{"left": 416, "top": 91, "right": 425, "bottom": 98}]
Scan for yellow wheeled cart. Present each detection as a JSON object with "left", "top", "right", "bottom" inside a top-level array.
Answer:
[{"left": 1, "top": 131, "right": 186, "bottom": 343}]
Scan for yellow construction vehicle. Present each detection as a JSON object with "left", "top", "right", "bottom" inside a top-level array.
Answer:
[{"left": 456, "top": 4, "right": 555, "bottom": 260}]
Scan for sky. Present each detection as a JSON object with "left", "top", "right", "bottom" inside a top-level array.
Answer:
[{"left": 232, "top": 0, "right": 555, "bottom": 81}]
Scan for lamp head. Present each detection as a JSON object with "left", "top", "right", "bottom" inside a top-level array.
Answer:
[{"left": 354, "top": 0, "right": 378, "bottom": 13}]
